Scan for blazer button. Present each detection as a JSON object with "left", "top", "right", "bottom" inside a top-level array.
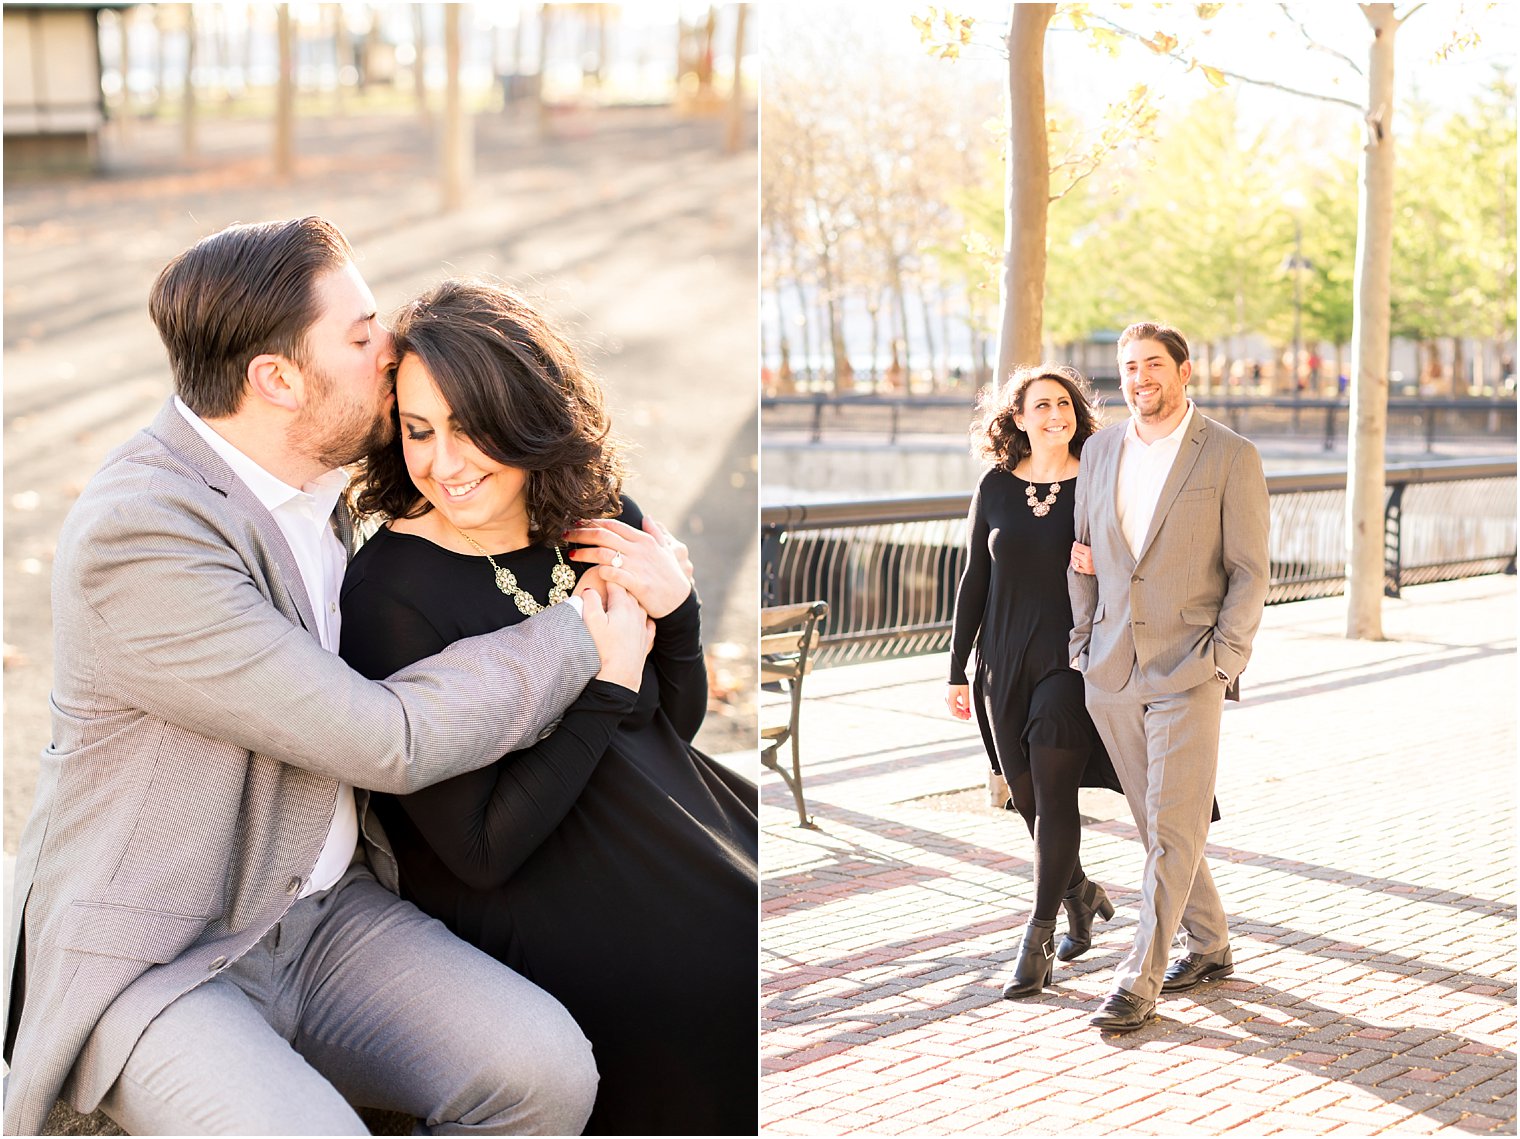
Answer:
[
  {"left": 209, "top": 955, "right": 228, "bottom": 971},
  {"left": 286, "top": 876, "right": 303, "bottom": 895}
]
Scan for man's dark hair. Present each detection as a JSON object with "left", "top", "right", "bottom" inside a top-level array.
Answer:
[
  {"left": 354, "top": 278, "right": 625, "bottom": 546},
  {"left": 148, "top": 217, "right": 354, "bottom": 418},
  {"left": 1118, "top": 321, "right": 1190, "bottom": 368},
  {"left": 972, "top": 363, "right": 1101, "bottom": 471}
]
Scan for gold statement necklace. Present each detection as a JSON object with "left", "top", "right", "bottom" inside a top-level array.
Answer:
[
  {"left": 450, "top": 524, "right": 575, "bottom": 616},
  {"left": 1021, "top": 456, "right": 1074, "bottom": 518},
  {"left": 1024, "top": 478, "right": 1061, "bottom": 517}
]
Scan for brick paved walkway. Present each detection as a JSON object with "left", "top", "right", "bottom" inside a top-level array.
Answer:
[{"left": 761, "top": 575, "right": 1516, "bottom": 1135}]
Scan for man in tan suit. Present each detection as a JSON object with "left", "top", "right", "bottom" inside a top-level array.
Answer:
[
  {"left": 3, "top": 217, "right": 657, "bottom": 1134},
  {"left": 1069, "top": 321, "right": 1270, "bottom": 1032}
]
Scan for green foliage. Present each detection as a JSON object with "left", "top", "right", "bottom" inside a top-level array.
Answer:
[
  {"left": 1391, "top": 70, "right": 1518, "bottom": 344},
  {"left": 1298, "top": 150, "right": 1358, "bottom": 350},
  {"left": 1103, "top": 96, "right": 1293, "bottom": 347}
]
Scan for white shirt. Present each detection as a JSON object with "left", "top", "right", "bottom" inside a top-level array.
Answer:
[
  {"left": 176, "top": 397, "right": 358, "bottom": 897},
  {"left": 1115, "top": 400, "right": 1195, "bottom": 560}
]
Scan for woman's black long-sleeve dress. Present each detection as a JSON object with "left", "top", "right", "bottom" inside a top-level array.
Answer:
[
  {"left": 949, "top": 468, "right": 1120, "bottom": 794},
  {"left": 339, "top": 498, "right": 758, "bottom": 1137}
]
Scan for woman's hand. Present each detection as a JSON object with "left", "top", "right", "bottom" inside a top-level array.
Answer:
[
  {"left": 578, "top": 579, "right": 654, "bottom": 692},
  {"left": 1070, "top": 541, "right": 1095, "bottom": 575},
  {"left": 564, "top": 516, "right": 693, "bottom": 619},
  {"left": 642, "top": 516, "right": 695, "bottom": 582},
  {"left": 946, "top": 684, "right": 971, "bottom": 721}
]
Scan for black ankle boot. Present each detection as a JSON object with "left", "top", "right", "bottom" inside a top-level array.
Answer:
[
  {"left": 1057, "top": 877, "right": 1115, "bottom": 961},
  {"left": 1001, "top": 918, "right": 1058, "bottom": 999}
]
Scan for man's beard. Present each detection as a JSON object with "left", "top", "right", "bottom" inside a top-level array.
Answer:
[{"left": 289, "top": 359, "right": 394, "bottom": 472}]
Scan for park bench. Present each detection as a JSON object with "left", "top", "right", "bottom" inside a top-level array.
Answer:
[{"left": 760, "top": 600, "right": 828, "bottom": 828}]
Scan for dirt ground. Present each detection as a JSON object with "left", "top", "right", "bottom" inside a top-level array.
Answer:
[{"left": 4, "top": 100, "right": 759, "bottom": 851}]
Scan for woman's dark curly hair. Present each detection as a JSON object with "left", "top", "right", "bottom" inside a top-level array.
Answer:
[
  {"left": 971, "top": 364, "right": 1101, "bottom": 471},
  {"left": 353, "top": 278, "right": 625, "bottom": 544}
]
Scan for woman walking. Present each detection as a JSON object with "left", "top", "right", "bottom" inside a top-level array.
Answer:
[{"left": 947, "top": 364, "right": 1123, "bottom": 998}]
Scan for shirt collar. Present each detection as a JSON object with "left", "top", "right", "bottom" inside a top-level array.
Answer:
[
  {"left": 175, "top": 396, "right": 350, "bottom": 519},
  {"left": 1124, "top": 398, "right": 1195, "bottom": 449}
]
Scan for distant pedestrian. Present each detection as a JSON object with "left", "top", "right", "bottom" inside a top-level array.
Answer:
[
  {"left": 948, "top": 365, "right": 1125, "bottom": 1000},
  {"left": 1068, "top": 321, "right": 1270, "bottom": 1032}
]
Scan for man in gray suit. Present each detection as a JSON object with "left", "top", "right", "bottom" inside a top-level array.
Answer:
[
  {"left": 4, "top": 217, "right": 656, "bottom": 1134},
  {"left": 1068, "top": 321, "right": 1270, "bottom": 1032}
]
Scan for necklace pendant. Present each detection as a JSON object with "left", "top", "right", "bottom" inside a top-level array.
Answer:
[
  {"left": 494, "top": 566, "right": 517, "bottom": 596},
  {"left": 1032, "top": 502, "right": 1051, "bottom": 517}
]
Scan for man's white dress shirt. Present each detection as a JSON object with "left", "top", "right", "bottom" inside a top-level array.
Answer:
[
  {"left": 176, "top": 397, "right": 358, "bottom": 896},
  {"left": 1115, "top": 400, "right": 1195, "bottom": 560}
]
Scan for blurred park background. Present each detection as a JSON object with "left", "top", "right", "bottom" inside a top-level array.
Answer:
[
  {"left": 760, "top": 1, "right": 1515, "bottom": 653},
  {"left": 4, "top": 2, "right": 758, "bottom": 862}
]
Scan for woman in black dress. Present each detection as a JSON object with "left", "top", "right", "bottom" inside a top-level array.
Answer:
[
  {"left": 947, "top": 364, "right": 1122, "bottom": 999},
  {"left": 339, "top": 279, "right": 757, "bottom": 1136}
]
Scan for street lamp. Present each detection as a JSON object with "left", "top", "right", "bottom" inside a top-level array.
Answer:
[{"left": 1280, "top": 189, "right": 1313, "bottom": 403}]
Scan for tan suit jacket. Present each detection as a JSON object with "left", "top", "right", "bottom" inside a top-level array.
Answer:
[
  {"left": 1069, "top": 410, "right": 1270, "bottom": 695},
  {"left": 3, "top": 400, "right": 599, "bottom": 1135}
]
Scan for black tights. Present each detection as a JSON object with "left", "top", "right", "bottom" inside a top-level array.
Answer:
[{"left": 1006, "top": 744, "right": 1089, "bottom": 922}]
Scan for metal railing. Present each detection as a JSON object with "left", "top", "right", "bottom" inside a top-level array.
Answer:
[
  {"left": 762, "top": 393, "right": 1518, "bottom": 452},
  {"left": 760, "top": 458, "right": 1517, "bottom": 668}
]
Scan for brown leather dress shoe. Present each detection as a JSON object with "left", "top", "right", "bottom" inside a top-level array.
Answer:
[
  {"left": 1161, "top": 949, "right": 1234, "bottom": 992},
  {"left": 1090, "top": 988, "right": 1156, "bottom": 1032}
]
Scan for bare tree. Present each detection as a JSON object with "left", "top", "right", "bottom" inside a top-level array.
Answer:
[
  {"left": 1343, "top": 3, "right": 1406, "bottom": 639},
  {"left": 997, "top": 4, "right": 1055, "bottom": 380},
  {"left": 440, "top": 3, "right": 471, "bottom": 212},
  {"left": 180, "top": 5, "right": 197, "bottom": 157},
  {"left": 725, "top": 4, "right": 749, "bottom": 154},
  {"left": 275, "top": 3, "right": 295, "bottom": 178}
]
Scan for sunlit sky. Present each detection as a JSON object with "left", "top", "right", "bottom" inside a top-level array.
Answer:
[{"left": 764, "top": 2, "right": 1516, "bottom": 130}]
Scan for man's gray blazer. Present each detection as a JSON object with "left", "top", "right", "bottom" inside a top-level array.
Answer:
[
  {"left": 3, "top": 400, "right": 601, "bottom": 1136},
  {"left": 1069, "top": 410, "right": 1270, "bottom": 694}
]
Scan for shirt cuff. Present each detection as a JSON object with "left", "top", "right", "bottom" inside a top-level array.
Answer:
[{"left": 565, "top": 595, "right": 584, "bottom": 616}]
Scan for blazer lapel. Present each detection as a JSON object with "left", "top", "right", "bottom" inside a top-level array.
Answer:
[
  {"left": 332, "top": 501, "right": 357, "bottom": 559},
  {"left": 1135, "top": 410, "right": 1208, "bottom": 565},
  {"left": 1100, "top": 429, "right": 1136, "bottom": 570},
  {"left": 151, "top": 399, "right": 322, "bottom": 637}
]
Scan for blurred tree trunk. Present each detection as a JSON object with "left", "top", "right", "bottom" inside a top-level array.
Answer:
[
  {"left": 538, "top": 4, "right": 554, "bottom": 137},
  {"left": 917, "top": 283, "right": 938, "bottom": 390},
  {"left": 117, "top": 12, "right": 132, "bottom": 120},
  {"left": 1345, "top": 3, "right": 1399, "bottom": 640},
  {"left": 275, "top": 3, "right": 295, "bottom": 177},
  {"left": 331, "top": 4, "right": 350, "bottom": 113},
  {"left": 790, "top": 280, "right": 814, "bottom": 386},
  {"left": 995, "top": 4, "right": 1054, "bottom": 386},
  {"left": 154, "top": 4, "right": 168, "bottom": 116},
  {"left": 241, "top": 4, "right": 255, "bottom": 97},
  {"left": 412, "top": 3, "right": 429, "bottom": 120},
  {"left": 441, "top": 3, "right": 471, "bottom": 212},
  {"left": 180, "top": 4, "right": 196, "bottom": 156},
  {"left": 725, "top": 3, "right": 747, "bottom": 153},
  {"left": 887, "top": 278, "right": 899, "bottom": 384}
]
